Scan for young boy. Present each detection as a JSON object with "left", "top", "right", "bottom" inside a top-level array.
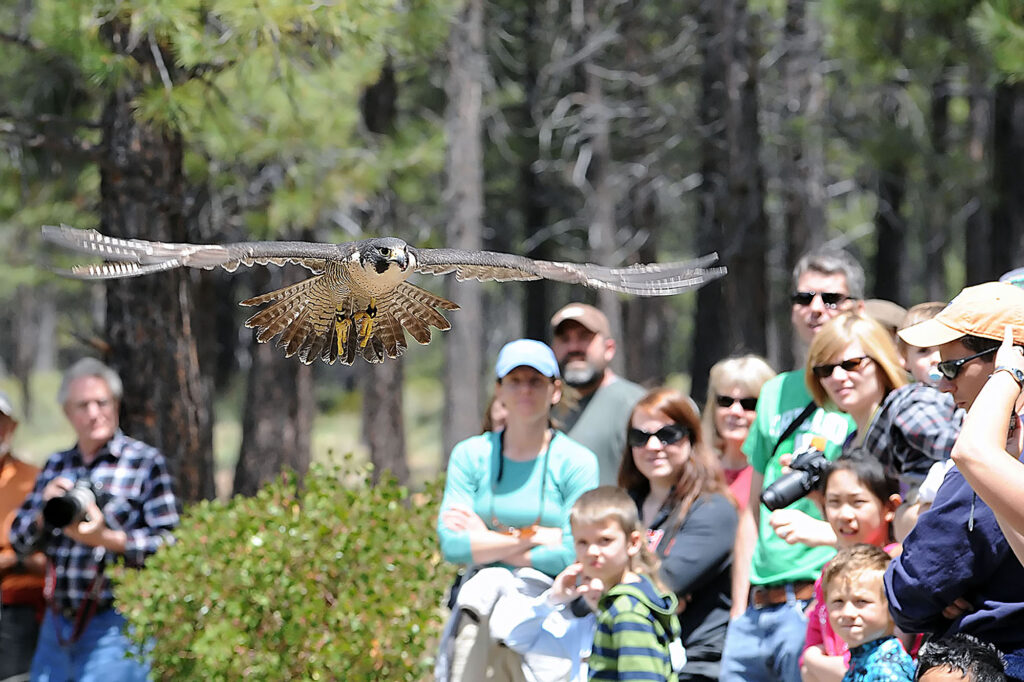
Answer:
[
  {"left": 897, "top": 302, "right": 947, "bottom": 386},
  {"left": 915, "top": 634, "right": 1007, "bottom": 682},
  {"left": 572, "top": 486, "right": 684, "bottom": 682},
  {"left": 824, "top": 544, "right": 914, "bottom": 682}
]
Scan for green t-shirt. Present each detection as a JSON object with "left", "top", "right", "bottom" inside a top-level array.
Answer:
[{"left": 742, "top": 370, "right": 854, "bottom": 585}]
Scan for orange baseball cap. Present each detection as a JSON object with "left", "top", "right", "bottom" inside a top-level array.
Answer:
[{"left": 897, "top": 282, "right": 1024, "bottom": 347}]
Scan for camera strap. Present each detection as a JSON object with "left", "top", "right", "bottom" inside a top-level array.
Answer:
[
  {"left": 45, "top": 558, "right": 108, "bottom": 646},
  {"left": 770, "top": 401, "right": 817, "bottom": 460}
]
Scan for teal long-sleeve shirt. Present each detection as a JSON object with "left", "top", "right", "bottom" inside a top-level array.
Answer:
[{"left": 437, "top": 430, "right": 599, "bottom": 577}]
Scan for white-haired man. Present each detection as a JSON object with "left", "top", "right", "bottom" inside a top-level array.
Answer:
[{"left": 11, "top": 358, "right": 180, "bottom": 681}]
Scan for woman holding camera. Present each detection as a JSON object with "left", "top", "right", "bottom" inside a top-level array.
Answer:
[
  {"left": 806, "top": 313, "right": 963, "bottom": 545},
  {"left": 620, "top": 387, "right": 737, "bottom": 682}
]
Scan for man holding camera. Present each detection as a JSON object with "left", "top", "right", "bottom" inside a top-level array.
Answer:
[
  {"left": 10, "top": 358, "right": 179, "bottom": 681},
  {"left": 719, "top": 248, "right": 863, "bottom": 682}
]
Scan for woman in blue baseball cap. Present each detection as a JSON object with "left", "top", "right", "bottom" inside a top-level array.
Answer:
[{"left": 436, "top": 338, "right": 599, "bottom": 681}]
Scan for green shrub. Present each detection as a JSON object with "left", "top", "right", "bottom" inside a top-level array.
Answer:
[{"left": 113, "top": 462, "right": 449, "bottom": 681}]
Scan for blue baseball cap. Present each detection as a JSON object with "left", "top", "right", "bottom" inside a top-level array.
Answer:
[{"left": 495, "top": 339, "right": 560, "bottom": 380}]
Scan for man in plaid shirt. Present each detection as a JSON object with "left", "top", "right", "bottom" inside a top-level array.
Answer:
[{"left": 10, "top": 357, "right": 179, "bottom": 681}]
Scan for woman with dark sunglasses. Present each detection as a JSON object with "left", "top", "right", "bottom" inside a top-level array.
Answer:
[
  {"left": 804, "top": 313, "right": 961, "bottom": 545},
  {"left": 805, "top": 314, "right": 909, "bottom": 446},
  {"left": 618, "top": 388, "right": 737, "bottom": 681},
  {"left": 701, "top": 355, "right": 777, "bottom": 512}
]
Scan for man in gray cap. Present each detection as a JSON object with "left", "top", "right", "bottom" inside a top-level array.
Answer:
[
  {"left": 549, "top": 303, "right": 646, "bottom": 485},
  {"left": 0, "top": 390, "right": 46, "bottom": 680}
]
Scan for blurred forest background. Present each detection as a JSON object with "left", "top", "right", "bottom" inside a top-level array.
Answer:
[{"left": 0, "top": 0, "right": 1021, "bottom": 502}]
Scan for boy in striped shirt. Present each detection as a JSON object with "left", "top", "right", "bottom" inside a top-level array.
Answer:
[{"left": 571, "top": 486, "right": 684, "bottom": 681}]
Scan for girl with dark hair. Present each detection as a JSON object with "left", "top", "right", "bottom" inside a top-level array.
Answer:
[
  {"left": 801, "top": 449, "right": 902, "bottom": 682},
  {"left": 619, "top": 387, "right": 738, "bottom": 682}
]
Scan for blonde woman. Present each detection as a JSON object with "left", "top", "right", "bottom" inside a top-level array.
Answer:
[
  {"left": 805, "top": 313, "right": 909, "bottom": 444},
  {"left": 701, "top": 355, "right": 776, "bottom": 511}
]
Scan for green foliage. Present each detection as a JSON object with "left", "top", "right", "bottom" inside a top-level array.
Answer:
[
  {"left": 112, "top": 463, "right": 449, "bottom": 680},
  {"left": 970, "top": 0, "right": 1024, "bottom": 79}
]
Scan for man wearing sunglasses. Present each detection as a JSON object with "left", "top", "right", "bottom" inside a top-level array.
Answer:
[
  {"left": 721, "top": 248, "right": 864, "bottom": 682},
  {"left": 885, "top": 281, "right": 1024, "bottom": 681}
]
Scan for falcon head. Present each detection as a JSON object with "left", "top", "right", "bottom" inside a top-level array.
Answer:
[{"left": 359, "top": 238, "right": 410, "bottom": 275}]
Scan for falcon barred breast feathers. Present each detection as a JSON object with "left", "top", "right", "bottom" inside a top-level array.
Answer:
[{"left": 41, "top": 224, "right": 726, "bottom": 365}]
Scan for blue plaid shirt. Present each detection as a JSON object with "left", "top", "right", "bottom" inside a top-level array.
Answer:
[
  {"left": 843, "top": 636, "right": 914, "bottom": 682},
  {"left": 9, "top": 430, "right": 179, "bottom": 611}
]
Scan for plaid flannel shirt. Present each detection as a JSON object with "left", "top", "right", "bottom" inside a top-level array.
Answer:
[
  {"left": 9, "top": 430, "right": 179, "bottom": 612},
  {"left": 861, "top": 383, "right": 962, "bottom": 487}
]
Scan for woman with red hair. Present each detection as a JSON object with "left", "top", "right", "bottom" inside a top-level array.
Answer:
[{"left": 619, "top": 387, "right": 738, "bottom": 682}]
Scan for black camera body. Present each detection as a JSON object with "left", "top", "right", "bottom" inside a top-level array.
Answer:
[
  {"left": 760, "top": 445, "right": 829, "bottom": 512},
  {"left": 42, "top": 479, "right": 111, "bottom": 528}
]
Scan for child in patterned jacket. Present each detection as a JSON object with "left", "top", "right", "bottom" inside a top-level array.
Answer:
[{"left": 824, "top": 544, "right": 914, "bottom": 682}]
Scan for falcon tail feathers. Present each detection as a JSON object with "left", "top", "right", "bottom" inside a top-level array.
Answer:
[{"left": 241, "top": 277, "right": 457, "bottom": 365}]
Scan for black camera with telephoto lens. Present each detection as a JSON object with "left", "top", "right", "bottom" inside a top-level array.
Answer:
[
  {"left": 760, "top": 441, "right": 829, "bottom": 511},
  {"left": 42, "top": 479, "right": 111, "bottom": 528}
]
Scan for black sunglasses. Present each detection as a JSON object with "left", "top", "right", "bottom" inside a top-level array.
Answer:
[
  {"left": 715, "top": 395, "right": 758, "bottom": 410},
  {"left": 935, "top": 347, "right": 997, "bottom": 380},
  {"left": 627, "top": 424, "right": 689, "bottom": 448},
  {"left": 790, "top": 291, "right": 851, "bottom": 309},
  {"left": 812, "top": 356, "right": 872, "bottom": 379}
]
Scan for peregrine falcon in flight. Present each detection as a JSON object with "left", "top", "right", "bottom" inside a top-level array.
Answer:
[{"left": 42, "top": 225, "right": 726, "bottom": 365}]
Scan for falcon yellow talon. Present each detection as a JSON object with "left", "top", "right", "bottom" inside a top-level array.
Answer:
[
  {"left": 335, "top": 318, "right": 352, "bottom": 354},
  {"left": 353, "top": 312, "right": 374, "bottom": 348}
]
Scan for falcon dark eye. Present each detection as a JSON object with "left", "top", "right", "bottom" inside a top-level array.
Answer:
[{"left": 379, "top": 247, "right": 391, "bottom": 257}]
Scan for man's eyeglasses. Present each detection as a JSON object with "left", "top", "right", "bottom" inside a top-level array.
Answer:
[
  {"left": 790, "top": 291, "right": 851, "bottom": 309},
  {"left": 935, "top": 347, "right": 997, "bottom": 380},
  {"left": 627, "top": 424, "right": 690, "bottom": 448},
  {"left": 812, "top": 356, "right": 872, "bottom": 379},
  {"left": 715, "top": 395, "right": 758, "bottom": 410}
]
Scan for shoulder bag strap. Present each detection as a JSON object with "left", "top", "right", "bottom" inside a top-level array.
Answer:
[{"left": 770, "top": 401, "right": 818, "bottom": 460}]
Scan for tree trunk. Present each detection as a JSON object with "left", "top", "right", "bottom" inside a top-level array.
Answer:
[
  {"left": 780, "top": 0, "right": 826, "bottom": 274},
  {"left": 442, "top": 0, "right": 486, "bottom": 459},
  {"left": 99, "top": 87, "right": 215, "bottom": 502},
  {"left": 923, "top": 73, "right": 950, "bottom": 301},
  {"left": 361, "top": 360, "right": 409, "bottom": 484},
  {"left": 581, "top": 0, "right": 625, "bottom": 374},
  {"left": 964, "top": 82, "right": 992, "bottom": 287},
  {"left": 521, "top": 0, "right": 554, "bottom": 343},
  {"left": 778, "top": 0, "right": 826, "bottom": 369},
  {"left": 872, "top": 85, "right": 908, "bottom": 305},
  {"left": 13, "top": 285, "right": 38, "bottom": 420},
  {"left": 991, "top": 82, "right": 1024, "bottom": 279},
  {"left": 693, "top": 0, "right": 768, "bottom": 395},
  {"left": 232, "top": 265, "right": 314, "bottom": 497},
  {"left": 623, "top": 183, "right": 666, "bottom": 387}
]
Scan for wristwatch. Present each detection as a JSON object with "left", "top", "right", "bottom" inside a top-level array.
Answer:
[{"left": 993, "top": 365, "right": 1024, "bottom": 389}]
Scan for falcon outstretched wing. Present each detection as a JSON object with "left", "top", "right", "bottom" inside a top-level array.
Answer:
[
  {"left": 40, "top": 224, "right": 351, "bottom": 277},
  {"left": 410, "top": 247, "right": 725, "bottom": 296}
]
